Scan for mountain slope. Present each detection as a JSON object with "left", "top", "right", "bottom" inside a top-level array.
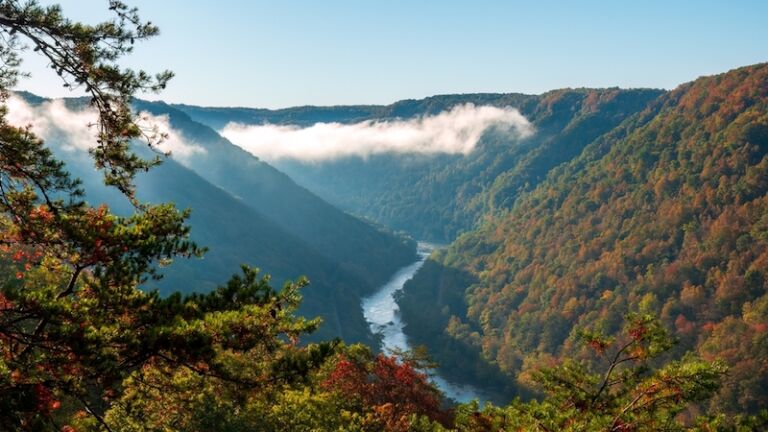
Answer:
[
  {"left": 133, "top": 100, "right": 416, "bottom": 288},
  {"left": 177, "top": 90, "right": 662, "bottom": 242},
  {"left": 59, "top": 146, "right": 375, "bottom": 343},
  {"left": 401, "top": 63, "right": 768, "bottom": 413},
  {"left": 12, "top": 93, "right": 404, "bottom": 344}
]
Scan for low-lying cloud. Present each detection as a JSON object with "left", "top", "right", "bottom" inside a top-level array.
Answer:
[
  {"left": 5, "top": 95, "right": 98, "bottom": 153},
  {"left": 5, "top": 95, "right": 206, "bottom": 161},
  {"left": 220, "top": 103, "right": 533, "bottom": 162},
  {"left": 142, "top": 113, "right": 207, "bottom": 161}
]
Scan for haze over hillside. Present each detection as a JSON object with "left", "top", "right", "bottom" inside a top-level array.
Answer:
[
  {"left": 172, "top": 64, "right": 768, "bottom": 411},
  {"left": 178, "top": 88, "right": 663, "bottom": 242},
  {"left": 3, "top": 2, "right": 767, "bottom": 430},
  {"left": 13, "top": 62, "right": 768, "bottom": 413},
  {"left": 6, "top": 93, "right": 416, "bottom": 344}
]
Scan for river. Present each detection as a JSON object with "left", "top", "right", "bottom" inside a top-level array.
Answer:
[{"left": 361, "top": 242, "right": 487, "bottom": 404}]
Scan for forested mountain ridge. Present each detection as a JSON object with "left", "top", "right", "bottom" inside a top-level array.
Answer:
[
  {"left": 132, "top": 100, "right": 416, "bottom": 288},
  {"left": 176, "top": 89, "right": 663, "bottom": 242},
  {"left": 175, "top": 93, "right": 536, "bottom": 128},
  {"left": 12, "top": 92, "right": 416, "bottom": 344},
  {"left": 4, "top": 2, "right": 766, "bottom": 429},
  {"left": 400, "top": 63, "right": 768, "bottom": 413}
]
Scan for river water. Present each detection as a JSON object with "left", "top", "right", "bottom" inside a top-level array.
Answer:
[{"left": 361, "top": 242, "right": 487, "bottom": 404}]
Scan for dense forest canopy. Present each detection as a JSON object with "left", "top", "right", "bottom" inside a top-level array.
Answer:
[
  {"left": 179, "top": 89, "right": 664, "bottom": 243},
  {"left": 0, "top": 1, "right": 765, "bottom": 431},
  {"left": 400, "top": 62, "right": 768, "bottom": 419},
  {"left": 9, "top": 91, "right": 416, "bottom": 345}
]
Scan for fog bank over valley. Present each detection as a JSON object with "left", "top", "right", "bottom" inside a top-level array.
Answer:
[{"left": 220, "top": 103, "right": 533, "bottom": 162}]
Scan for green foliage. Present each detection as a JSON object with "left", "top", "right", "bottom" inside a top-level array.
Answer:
[
  {"left": 451, "top": 315, "right": 727, "bottom": 432},
  {"left": 692, "top": 411, "right": 768, "bottom": 432},
  {"left": 1, "top": 2, "right": 766, "bottom": 430},
  {"left": 91, "top": 342, "right": 451, "bottom": 432},
  {"left": 0, "top": 3, "right": 212, "bottom": 427},
  {"left": 0, "top": 0, "right": 173, "bottom": 196},
  {"left": 88, "top": 269, "right": 336, "bottom": 432},
  {"left": 19, "top": 85, "right": 418, "bottom": 346},
  {"left": 131, "top": 99, "right": 417, "bottom": 291},
  {"left": 397, "top": 258, "right": 520, "bottom": 403},
  {"left": 402, "top": 63, "right": 768, "bottom": 415},
  {"left": 202, "top": 88, "right": 662, "bottom": 243},
  {"left": 0, "top": 4, "right": 428, "bottom": 430},
  {"left": 321, "top": 345, "right": 453, "bottom": 430}
]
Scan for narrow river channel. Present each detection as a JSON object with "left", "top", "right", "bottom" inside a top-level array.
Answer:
[{"left": 361, "top": 242, "right": 487, "bottom": 404}]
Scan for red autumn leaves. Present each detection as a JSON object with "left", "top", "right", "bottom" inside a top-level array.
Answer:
[{"left": 323, "top": 353, "right": 452, "bottom": 430}]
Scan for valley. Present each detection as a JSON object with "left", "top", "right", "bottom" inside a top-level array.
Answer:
[
  {"left": 361, "top": 242, "right": 488, "bottom": 404},
  {"left": 2, "top": 2, "right": 765, "bottom": 429},
  {"left": 167, "top": 63, "right": 768, "bottom": 414},
  {"left": 17, "top": 62, "right": 764, "bottom": 410}
]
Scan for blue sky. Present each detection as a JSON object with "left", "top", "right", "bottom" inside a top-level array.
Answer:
[{"left": 17, "top": 0, "right": 768, "bottom": 108}]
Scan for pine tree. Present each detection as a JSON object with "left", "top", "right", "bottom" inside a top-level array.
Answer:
[{"left": 0, "top": 2, "right": 334, "bottom": 430}]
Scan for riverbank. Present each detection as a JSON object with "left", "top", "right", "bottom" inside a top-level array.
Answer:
[{"left": 361, "top": 242, "right": 488, "bottom": 404}]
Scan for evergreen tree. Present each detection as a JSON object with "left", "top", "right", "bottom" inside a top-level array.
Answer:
[
  {"left": 454, "top": 314, "right": 729, "bottom": 431},
  {"left": 0, "top": 2, "right": 332, "bottom": 430}
]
